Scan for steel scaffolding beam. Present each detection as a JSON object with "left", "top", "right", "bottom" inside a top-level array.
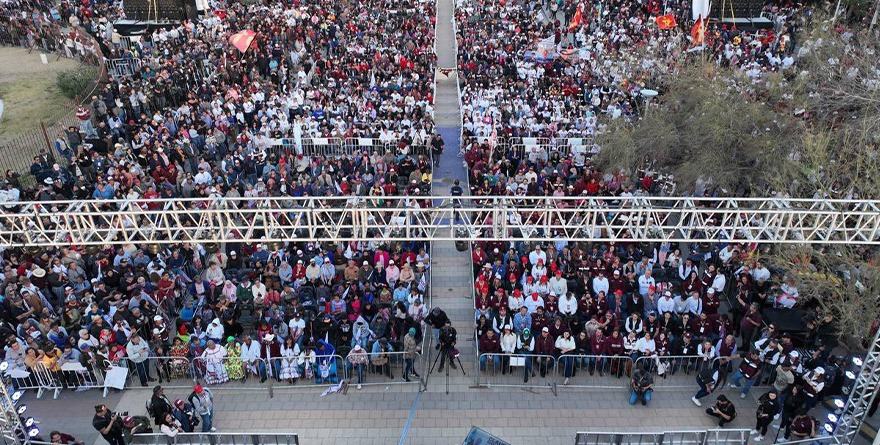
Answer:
[
  {"left": 1, "top": 196, "right": 880, "bottom": 247},
  {"left": 835, "top": 328, "right": 880, "bottom": 445}
]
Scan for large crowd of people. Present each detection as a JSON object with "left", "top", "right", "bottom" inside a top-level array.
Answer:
[
  {"left": 0, "top": 0, "right": 442, "bottom": 412},
  {"left": 1, "top": 0, "right": 438, "bottom": 206},
  {"left": 456, "top": 0, "right": 803, "bottom": 198},
  {"left": 470, "top": 237, "right": 855, "bottom": 439}
]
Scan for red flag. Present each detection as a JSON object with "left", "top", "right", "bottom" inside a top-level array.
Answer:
[
  {"left": 656, "top": 14, "right": 677, "bottom": 29},
  {"left": 690, "top": 15, "right": 706, "bottom": 46},
  {"left": 569, "top": 5, "right": 583, "bottom": 31},
  {"left": 229, "top": 30, "right": 256, "bottom": 53}
]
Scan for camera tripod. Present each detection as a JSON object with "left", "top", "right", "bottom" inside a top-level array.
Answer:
[{"left": 427, "top": 345, "right": 466, "bottom": 394}]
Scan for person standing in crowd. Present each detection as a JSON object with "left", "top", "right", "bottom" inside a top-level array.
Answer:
[
  {"left": 751, "top": 389, "right": 779, "bottom": 442},
  {"left": 92, "top": 405, "right": 125, "bottom": 445},
  {"left": 188, "top": 385, "right": 216, "bottom": 432},
  {"left": 403, "top": 327, "right": 421, "bottom": 382}
]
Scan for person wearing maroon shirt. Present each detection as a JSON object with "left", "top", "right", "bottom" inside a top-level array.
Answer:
[
  {"left": 478, "top": 330, "right": 501, "bottom": 372},
  {"left": 548, "top": 316, "right": 566, "bottom": 339},
  {"left": 715, "top": 314, "right": 733, "bottom": 341},
  {"left": 544, "top": 294, "right": 559, "bottom": 318},
  {"left": 694, "top": 313, "right": 714, "bottom": 339},
  {"left": 700, "top": 265, "right": 717, "bottom": 290},
  {"left": 603, "top": 329, "right": 626, "bottom": 377},
  {"left": 680, "top": 313, "right": 694, "bottom": 337},
  {"left": 681, "top": 270, "right": 702, "bottom": 296},
  {"left": 589, "top": 329, "right": 606, "bottom": 375},
  {"left": 739, "top": 303, "right": 763, "bottom": 346},
  {"left": 531, "top": 307, "right": 549, "bottom": 333},
  {"left": 729, "top": 350, "right": 762, "bottom": 398},
  {"left": 703, "top": 288, "right": 721, "bottom": 316},
  {"left": 609, "top": 270, "right": 626, "bottom": 295},
  {"left": 503, "top": 273, "right": 521, "bottom": 294},
  {"left": 534, "top": 327, "right": 556, "bottom": 377}
]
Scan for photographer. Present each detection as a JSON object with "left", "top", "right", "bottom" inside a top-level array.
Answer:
[
  {"left": 629, "top": 368, "right": 655, "bottom": 406},
  {"left": 92, "top": 405, "right": 125, "bottom": 445},
  {"left": 705, "top": 395, "right": 737, "bottom": 427},
  {"left": 437, "top": 320, "right": 458, "bottom": 372},
  {"left": 425, "top": 307, "right": 450, "bottom": 343}
]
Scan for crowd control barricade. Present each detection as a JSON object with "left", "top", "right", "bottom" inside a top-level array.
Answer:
[
  {"left": 128, "top": 432, "right": 300, "bottom": 445},
  {"left": 632, "top": 355, "right": 719, "bottom": 389},
  {"left": 351, "top": 350, "right": 420, "bottom": 387},
  {"left": 475, "top": 352, "right": 561, "bottom": 389},
  {"left": 5, "top": 363, "right": 63, "bottom": 399},
  {"left": 190, "top": 355, "right": 268, "bottom": 386},
  {"left": 267, "top": 354, "right": 345, "bottom": 386},
  {"left": 477, "top": 352, "right": 635, "bottom": 389}
]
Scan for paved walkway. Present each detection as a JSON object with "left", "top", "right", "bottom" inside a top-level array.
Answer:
[{"left": 19, "top": 0, "right": 879, "bottom": 444}]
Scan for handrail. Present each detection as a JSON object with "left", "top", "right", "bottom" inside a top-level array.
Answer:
[{"left": 129, "top": 432, "right": 300, "bottom": 445}]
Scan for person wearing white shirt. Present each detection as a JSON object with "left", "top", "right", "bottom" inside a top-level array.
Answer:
[
  {"left": 194, "top": 167, "right": 212, "bottom": 185},
  {"left": 592, "top": 272, "right": 610, "bottom": 297},
  {"left": 678, "top": 259, "right": 696, "bottom": 281},
  {"left": 637, "top": 270, "right": 656, "bottom": 297},
  {"left": 523, "top": 293, "right": 544, "bottom": 314},
  {"left": 528, "top": 245, "right": 547, "bottom": 266},
  {"left": 555, "top": 331, "right": 577, "bottom": 384},
  {"left": 686, "top": 292, "right": 703, "bottom": 315},
  {"left": 636, "top": 332, "right": 656, "bottom": 356},
  {"left": 718, "top": 245, "right": 737, "bottom": 264},
  {"left": 240, "top": 335, "right": 268, "bottom": 382},
  {"left": 751, "top": 262, "right": 771, "bottom": 284},
  {"left": 711, "top": 273, "right": 727, "bottom": 294},
  {"left": 508, "top": 290, "right": 525, "bottom": 312},
  {"left": 548, "top": 272, "right": 567, "bottom": 297},
  {"left": 288, "top": 315, "right": 306, "bottom": 346},
  {"left": 656, "top": 291, "right": 676, "bottom": 314},
  {"left": 251, "top": 281, "right": 267, "bottom": 306},
  {"left": 624, "top": 313, "right": 643, "bottom": 336},
  {"left": 559, "top": 292, "right": 578, "bottom": 317}
]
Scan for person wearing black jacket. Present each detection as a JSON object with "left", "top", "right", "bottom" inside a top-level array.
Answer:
[
  {"left": 148, "top": 385, "right": 173, "bottom": 425},
  {"left": 779, "top": 385, "right": 807, "bottom": 439},
  {"left": 437, "top": 321, "right": 458, "bottom": 372},
  {"left": 705, "top": 394, "right": 736, "bottom": 426},
  {"left": 425, "top": 307, "right": 450, "bottom": 343},
  {"left": 752, "top": 389, "right": 780, "bottom": 441},
  {"left": 671, "top": 332, "right": 697, "bottom": 375}
]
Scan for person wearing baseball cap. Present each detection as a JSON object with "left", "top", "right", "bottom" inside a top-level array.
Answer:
[{"left": 189, "top": 385, "right": 217, "bottom": 432}]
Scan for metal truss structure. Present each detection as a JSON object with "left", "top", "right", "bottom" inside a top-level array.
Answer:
[
  {"left": 1, "top": 196, "right": 880, "bottom": 247},
  {"left": 835, "top": 328, "right": 880, "bottom": 445}
]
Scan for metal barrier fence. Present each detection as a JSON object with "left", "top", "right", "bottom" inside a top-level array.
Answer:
[
  {"left": 474, "top": 353, "right": 631, "bottom": 389},
  {"left": 575, "top": 429, "right": 754, "bottom": 445},
  {"left": 271, "top": 138, "right": 430, "bottom": 159},
  {"left": 106, "top": 57, "right": 145, "bottom": 78},
  {"left": 128, "top": 432, "right": 300, "bottom": 445},
  {"left": 10, "top": 350, "right": 422, "bottom": 399},
  {"left": 475, "top": 353, "right": 727, "bottom": 390},
  {"left": 0, "top": 26, "right": 106, "bottom": 188}
]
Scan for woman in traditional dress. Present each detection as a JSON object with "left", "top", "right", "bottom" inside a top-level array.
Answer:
[
  {"left": 278, "top": 336, "right": 300, "bottom": 384},
  {"left": 224, "top": 337, "right": 245, "bottom": 381},
  {"left": 200, "top": 340, "right": 229, "bottom": 384},
  {"left": 168, "top": 337, "right": 191, "bottom": 379}
]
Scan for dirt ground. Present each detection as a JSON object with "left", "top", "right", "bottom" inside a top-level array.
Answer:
[{"left": 0, "top": 46, "right": 81, "bottom": 146}]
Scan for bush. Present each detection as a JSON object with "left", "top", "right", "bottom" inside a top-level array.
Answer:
[{"left": 55, "top": 67, "right": 97, "bottom": 100}]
